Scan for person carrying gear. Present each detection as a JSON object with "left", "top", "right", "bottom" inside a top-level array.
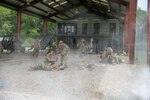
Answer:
[
  {"left": 77, "top": 39, "right": 86, "bottom": 57},
  {"left": 58, "top": 40, "right": 70, "bottom": 68},
  {"left": 32, "top": 39, "right": 40, "bottom": 57}
]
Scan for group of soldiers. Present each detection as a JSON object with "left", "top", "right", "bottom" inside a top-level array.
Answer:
[
  {"left": 0, "top": 37, "right": 121, "bottom": 70},
  {"left": 31, "top": 40, "right": 70, "bottom": 71}
]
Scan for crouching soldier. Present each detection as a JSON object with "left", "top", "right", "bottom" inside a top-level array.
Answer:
[{"left": 44, "top": 50, "right": 58, "bottom": 65}]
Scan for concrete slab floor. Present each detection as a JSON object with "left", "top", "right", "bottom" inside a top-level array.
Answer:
[{"left": 0, "top": 51, "right": 150, "bottom": 100}]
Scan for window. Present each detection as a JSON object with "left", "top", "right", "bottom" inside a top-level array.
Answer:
[
  {"left": 58, "top": 23, "right": 64, "bottom": 34},
  {"left": 82, "top": 23, "right": 88, "bottom": 34},
  {"left": 94, "top": 23, "right": 100, "bottom": 34},
  {"left": 58, "top": 23, "right": 77, "bottom": 34},
  {"left": 109, "top": 23, "right": 116, "bottom": 34}
]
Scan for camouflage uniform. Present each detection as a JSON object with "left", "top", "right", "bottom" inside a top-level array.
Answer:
[
  {"left": 105, "top": 47, "right": 113, "bottom": 63},
  {"left": 32, "top": 39, "right": 40, "bottom": 57},
  {"left": 31, "top": 62, "right": 65, "bottom": 71},
  {"left": 101, "top": 47, "right": 113, "bottom": 63},
  {"left": 44, "top": 50, "right": 58, "bottom": 65},
  {"left": 106, "top": 47, "right": 113, "bottom": 57},
  {"left": 31, "top": 51, "right": 64, "bottom": 71},
  {"left": 0, "top": 42, "right": 3, "bottom": 53},
  {"left": 77, "top": 40, "right": 86, "bottom": 57},
  {"left": 58, "top": 41, "right": 70, "bottom": 67}
]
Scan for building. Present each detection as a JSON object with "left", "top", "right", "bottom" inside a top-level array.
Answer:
[{"left": 56, "top": 12, "right": 121, "bottom": 53}]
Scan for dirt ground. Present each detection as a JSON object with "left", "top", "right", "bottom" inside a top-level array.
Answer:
[{"left": 0, "top": 51, "right": 150, "bottom": 100}]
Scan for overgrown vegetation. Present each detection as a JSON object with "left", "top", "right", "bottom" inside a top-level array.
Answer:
[{"left": 0, "top": 6, "right": 56, "bottom": 46}]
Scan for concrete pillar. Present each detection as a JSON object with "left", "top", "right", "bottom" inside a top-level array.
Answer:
[
  {"left": 17, "top": 10, "right": 21, "bottom": 40},
  {"left": 128, "top": 0, "right": 137, "bottom": 64}
]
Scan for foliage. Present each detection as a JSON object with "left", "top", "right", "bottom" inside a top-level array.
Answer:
[
  {"left": 0, "top": 6, "right": 56, "bottom": 46},
  {"left": 136, "top": 8, "right": 147, "bottom": 26},
  {"left": 0, "top": 7, "right": 17, "bottom": 35}
]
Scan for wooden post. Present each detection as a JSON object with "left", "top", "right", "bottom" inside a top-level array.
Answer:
[
  {"left": 44, "top": 17, "right": 47, "bottom": 34},
  {"left": 17, "top": 10, "right": 21, "bottom": 40},
  {"left": 128, "top": 0, "right": 137, "bottom": 64}
]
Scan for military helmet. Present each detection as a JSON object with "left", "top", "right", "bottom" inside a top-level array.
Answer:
[{"left": 59, "top": 40, "right": 63, "bottom": 44}]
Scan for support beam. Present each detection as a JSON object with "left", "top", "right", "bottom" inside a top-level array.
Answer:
[
  {"left": 17, "top": 10, "right": 21, "bottom": 40},
  {"left": 52, "top": 0, "right": 73, "bottom": 17},
  {"left": 41, "top": 2, "right": 71, "bottom": 19},
  {"left": 43, "top": 17, "right": 47, "bottom": 34},
  {"left": 108, "top": 0, "right": 129, "bottom": 6},
  {"left": 128, "top": 0, "right": 137, "bottom": 64},
  {"left": 147, "top": 0, "right": 150, "bottom": 65},
  {"left": 20, "top": 0, "right": 43, "bottom": 10},
  {"left": 67, "top": 11, "right": 88, "bottom": 20},
  {"left": 65, "top": 0, "right": 82, "bottom": 13},
  {"left": 110, "top": 9, "right": 125, "bottom": 17},
  {"left": 79, "top": 0, "right": 113, "bottom": 18},
  {"left": 47, "top": 3, "right": 81, "bottom": 17}
]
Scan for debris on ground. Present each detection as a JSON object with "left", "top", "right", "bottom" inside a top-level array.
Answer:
[{"left": 30, "top": 63, "right": 65, "bottom": 71}]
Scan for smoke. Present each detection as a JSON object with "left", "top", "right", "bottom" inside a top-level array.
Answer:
[
  {"left": 97, "top": 65, "right": 150, "bottom": 100},
  {"left": 1, "top": 52, "right": 150, "bottom": 100},
  {"left": 132, "top": 66, "right": 150, "bottom": 100}
]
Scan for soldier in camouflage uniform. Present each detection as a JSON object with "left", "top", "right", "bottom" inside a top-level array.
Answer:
[
  {"left": 44, "top": 50, "right": 58, "bottom": 65},
  {"left": 106, "top": 47, "right": 113, "bottom": 63},
  {"left": 32, "top": 39, "right": 40, "bottom": 57},
  {"left": 31, "top": 50, "right": 65, "bottom": 71},
  {"left": 100, "top": 47, "right": 113, "bottom": 63},
  {"left": 77, "top": 38, "right": 86, "bottom": 57},
  {"left": 58, "top": 40, "right": 70, "bottom": 68},
  {"left": 0, "top": 42, "right": 3, "bottom": 53}
]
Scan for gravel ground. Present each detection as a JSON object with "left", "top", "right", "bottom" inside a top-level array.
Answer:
[{"left": 0, "top": 51, "right": 150, "bottom": 100}]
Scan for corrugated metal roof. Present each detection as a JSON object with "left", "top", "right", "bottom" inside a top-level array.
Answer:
[{"left": 0, "top": 0, "right": 129, "bottom": 22}]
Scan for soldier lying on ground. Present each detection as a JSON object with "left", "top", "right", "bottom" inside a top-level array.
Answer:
[
  {"left": 30, "top": 50, "right": 65, "bottom": 71},
  {"left": 30, "top": 63, "right": 65, "bottom": 71}
]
